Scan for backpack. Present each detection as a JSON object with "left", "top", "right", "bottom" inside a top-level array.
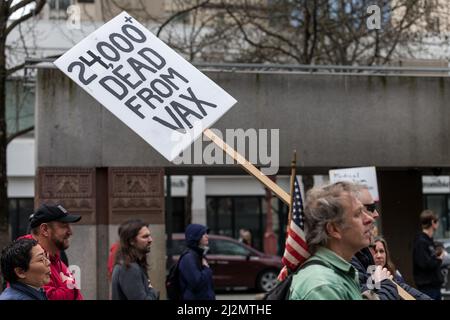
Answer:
[
  {"left": 166, "top": 250, "right": 190, "bottom": 300},
  {"left": 263, "top": 259, "right": 329, "bottom": 300}
]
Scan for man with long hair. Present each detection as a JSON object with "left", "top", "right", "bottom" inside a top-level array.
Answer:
[{"left": 111, "top": 219, "right": 158, "bottom": 300}]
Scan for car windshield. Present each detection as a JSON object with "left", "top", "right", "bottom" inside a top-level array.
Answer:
[
  {"left": 209, "top": 239, "right": 250, "bottom": 256},
  {"left": 168, "top": 237, "right": 253, "bottom": 256}
]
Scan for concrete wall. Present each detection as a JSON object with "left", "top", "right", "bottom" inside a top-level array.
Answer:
[
  {"left": 66, "top": 225, "right": 97, "bottom": 300},
  {"left": 36, "top": 68, "right": 450, "bottom": 171}
]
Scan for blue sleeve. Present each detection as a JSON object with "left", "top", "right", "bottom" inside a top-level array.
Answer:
[
  {"left": 395, "top": 273, "right": 432, "bottom": 300},
  {"left": 179, "top": 252, "right": 212, "bottom": 293}
]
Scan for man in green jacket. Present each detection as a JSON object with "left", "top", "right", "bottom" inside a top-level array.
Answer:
[{"left": 289, "top": 181, "right": 374, "bottom": 300}]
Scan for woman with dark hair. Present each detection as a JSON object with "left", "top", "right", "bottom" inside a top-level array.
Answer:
[
  {"left": 111, "top": 219, "right": 158, "bottom": 300},
  {"left": 372, "top": 237, "right": 431, "bottom": 300},
  {"left": 0, "top": 239, "right": 51, "bottom": 300}
]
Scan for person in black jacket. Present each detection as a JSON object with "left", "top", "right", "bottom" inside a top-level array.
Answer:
[
  {"left": 412, "top": 210, "right": 444, "bottom": 300},
  {"left": 351, "top": 185, "right": 400, "bottom": 300}
]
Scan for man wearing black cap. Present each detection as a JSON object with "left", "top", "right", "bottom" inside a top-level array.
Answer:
[{"left": 21, "top": 203, "right": 83, "bottom": 300}]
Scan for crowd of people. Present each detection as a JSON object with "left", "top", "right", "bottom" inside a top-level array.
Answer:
[
  {"left": 0, "top": 180, "right": 448, "bottom": 300},
  {"left": 288, "top": 182, "right": 444, "bottom": 300},
  {"left": 0, "top": 203, "right": 215, "bottom": 301}
]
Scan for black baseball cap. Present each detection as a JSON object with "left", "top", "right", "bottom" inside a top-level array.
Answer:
[{"left": 29, "top": 204, "right": 81, "bottom": 229}]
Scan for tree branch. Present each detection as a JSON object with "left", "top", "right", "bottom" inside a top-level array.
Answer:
[
  {"left": 156, "top": 0, "right": 210, "bottom": 38},
  {"left": 6, "top": 126, "right": 34, "bottom": 145},
  {"left": 5, "top": 0, "right": 46, "bottom": 37},
  {"left": 9, "top": 0, "right": 36, "bottom": 14},
  {"left": 6, "top": 62, "right": 25, "bottom": 77}
]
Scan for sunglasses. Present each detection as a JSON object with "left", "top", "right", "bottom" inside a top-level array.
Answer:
[{"left": 364, "top": 203, "right": 377, "bottom": 213}]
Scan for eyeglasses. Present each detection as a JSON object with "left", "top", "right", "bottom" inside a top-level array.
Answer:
[
  {"left": 32, "top": 251, "right": 50, "bottom": 264},
  {"left": 364, "top": 203, "right": 377, "bottom": 213}
]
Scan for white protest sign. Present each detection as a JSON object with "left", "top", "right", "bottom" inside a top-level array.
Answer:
[
  {"left": 54, "top": 12, "right": 237, "bottom": 161},
  {"left": 329, "top": 166, "right": 379, "bottom": 201}
]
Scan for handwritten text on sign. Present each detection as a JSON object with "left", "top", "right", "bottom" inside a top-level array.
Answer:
[
  {"left": 329, "top": 166, "right": 379, "bottom": 201},
  {"left": 54, "top": 12, "right": 237, "bottom": 161}
]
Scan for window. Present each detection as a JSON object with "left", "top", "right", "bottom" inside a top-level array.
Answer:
[
  {"left": 49, "top": 0, "right": 73, "bottom": 19},
  {"left": 172, "top": 197, "right": 186, "bottom": 233},
  {"left": 168, "top": 240, "right": 186, "bottom": 256},
  {"left": 424, "top": 194, "right": 450, "bottom": 238},
  {"left": 207, "top": 196, "right": 265, "bottom": 250},
  {"left": 6, "top": 80, "right": 35, "bottom": 136},
  {"left": 9, "top": 198, "right": 34, "bottom": 240},
  {"left": 49, "top": 0, "right": 72, "bottom": 10},
  {"left": 210, "top": 239, "right": 250, "bottom": 256}
]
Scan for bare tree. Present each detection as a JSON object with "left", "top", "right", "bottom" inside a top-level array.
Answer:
[
  {"left": 154, "top": 0, "right": 440, "bottom": 65},
  {"left": 0, "top": 0, "right": 46, "bottom": 257}
]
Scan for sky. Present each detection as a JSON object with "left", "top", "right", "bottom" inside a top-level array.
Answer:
[{"left": 9, "top": 0, "right": 37, "bottom": 20}]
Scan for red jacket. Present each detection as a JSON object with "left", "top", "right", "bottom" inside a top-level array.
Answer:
[
  {"left": 107, "top": 242, "right": 119, "bottom": 281},
  {"left": 18, "top": 234, "right": 83, "bottom": 300}
]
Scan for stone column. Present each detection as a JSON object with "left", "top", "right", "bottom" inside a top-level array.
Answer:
[
  {"left": 108, "top": 167, "right": 166, "bottom": 298},
  {"left": 35, "top": 167, "right": 97, "bottom": 299}
]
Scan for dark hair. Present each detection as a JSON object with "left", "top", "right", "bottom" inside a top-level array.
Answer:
[
  {"left": 420, "top": 209, "right": 438, "bottom": 229},
  {"left": 115, "top": 219, "right": 148, "bottom": 270},
  {"left": 1, "top": 239, "right": 38, "bottom": 283}
]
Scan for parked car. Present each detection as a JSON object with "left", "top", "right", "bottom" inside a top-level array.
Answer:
[{"left": 167, "top": 233, "right": 282, "bottom": 292}]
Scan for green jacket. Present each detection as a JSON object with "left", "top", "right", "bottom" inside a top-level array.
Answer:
[{"left": 289, "top": 247, "right": 362, "bottom": 300}]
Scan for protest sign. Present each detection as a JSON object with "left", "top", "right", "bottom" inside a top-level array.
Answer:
[
  {"left": 329, "top": 166, "right": 379, "bottom": 201},
  {"left": 55, "top": 11, "right": 237, "bottom": 161}
]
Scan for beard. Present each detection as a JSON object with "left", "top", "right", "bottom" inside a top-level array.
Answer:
[
  {"left": 140, "top": 244, "right": 151, "bottom": 255},
  {"left": 52, "top": 235, "right": 69, "bottom": 251}
]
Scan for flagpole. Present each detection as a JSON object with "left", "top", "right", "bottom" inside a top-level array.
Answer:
[
  {"left": 287, "top": 150, "right": 297, "bottom": 227},
  {"left": 278, "top": 151, "right": 297, "bottom": 278}
]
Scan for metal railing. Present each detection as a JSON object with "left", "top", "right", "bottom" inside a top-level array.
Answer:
[
  {"left": 194, "top": 62, "right": 450, "bottom": 75},
  {"left": 26, "top": 58, "right": 450, "bottom": 75}
]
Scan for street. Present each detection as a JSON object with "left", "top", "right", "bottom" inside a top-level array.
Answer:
[{"left": 215, "top": 290, "right": 264, "bottom": 300}]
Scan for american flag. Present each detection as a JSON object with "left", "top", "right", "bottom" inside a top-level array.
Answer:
[{"left": 278, "top": 176, "right": 310, "bottom": 281}]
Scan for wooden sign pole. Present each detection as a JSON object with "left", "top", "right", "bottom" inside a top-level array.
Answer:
[
  {"left": 203, "top": 128, "right": 290, "bottom": 205},
  {"left": 287, "top": 151, "right": 297, "bottom": 227},
  {"left": 396, "top": 284, "right": 415, "bottom": 300}
]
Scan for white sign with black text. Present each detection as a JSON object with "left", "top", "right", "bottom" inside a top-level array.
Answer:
[
  {"left": 422, "top": 176, "right": 450, "bottom": 194},
  {"left": 329, "top": 166, "right": 379, "bottom": 201},
  {"left": 54, "top": 11, "right": 237, "bottom": 161}
]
